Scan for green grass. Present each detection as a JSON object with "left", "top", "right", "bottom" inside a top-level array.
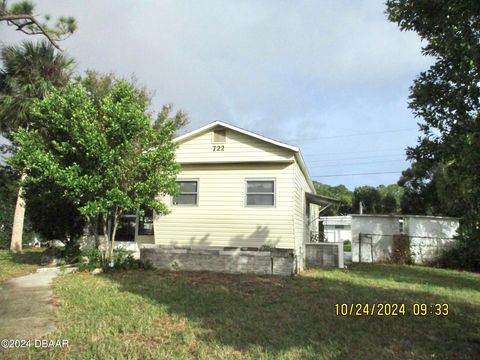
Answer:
[
  {"left": 0, "top": 248, "right": 44, "bottom": 283},
  {"left": 8, "top": 264, "right": 480, "bottom": 360}
]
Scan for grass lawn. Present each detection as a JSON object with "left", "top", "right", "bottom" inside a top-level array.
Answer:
[
  {"left": 7, "top": 264, "right": 480, "bottom": 360},
  {"left": 0, "top": 248, "right": 44, "bottom": 283}
]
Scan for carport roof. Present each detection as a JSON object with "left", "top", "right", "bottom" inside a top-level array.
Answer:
[{"left": 305, "top": 192, "right": 341, "bottom": 206}]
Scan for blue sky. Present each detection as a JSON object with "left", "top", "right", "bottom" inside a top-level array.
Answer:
[{"left": 1, "top": 0, "right": 433, "bottom": 189}]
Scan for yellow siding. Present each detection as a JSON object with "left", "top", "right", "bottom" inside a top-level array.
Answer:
[
  {"left": 154, "top": 163, "right": 295, "bottom": 249},
  {"left": 293, "top": 162, "right": 311, "bottom": 271},
  {"left": 175, "top": 128, "right": 294, "bottom": 164}
]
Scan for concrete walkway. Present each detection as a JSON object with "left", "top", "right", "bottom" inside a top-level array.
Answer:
[{"left": 0, "top": 268, "right": 60, "bottom": 340}]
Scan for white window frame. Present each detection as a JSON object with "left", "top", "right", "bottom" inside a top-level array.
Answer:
[
  {"left": 245, "top": 178, "right": 276, "bottom": 207},
  {"left": 172, "top": 179, "right": 199, "bottom": 206}
]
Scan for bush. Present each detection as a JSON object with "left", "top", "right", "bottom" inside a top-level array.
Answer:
[
  {"left": 109, "top": 249, "right": 153, "bottom": 271},
  {"left": 390, "top": 235, "right": 413, "bottom": 265},
  {"left": 437, "top": 231, "right": 480, "bottom": 272},
  {"left": 343, "top": 240, "right": 352, "bottom": 252},
  {"left": 63, "top": 241, "right": 82, "bottom": 264},
  {"left": 78, "top": 247, "right": 104, "bottom": 272},
  {"left": 77, "top": 247, "right": 152, "bottom": 272}
]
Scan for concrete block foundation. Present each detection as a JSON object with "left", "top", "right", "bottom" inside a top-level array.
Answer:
[{"left": 140, "top": 246, "right": 294, "bottom": 276}]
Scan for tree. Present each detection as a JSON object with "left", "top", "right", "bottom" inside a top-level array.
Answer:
[
  {"left": 75, "top": 70, "right": 188, "bottom": 248},
  {"left": 381, "top": 193, "right": 397, "bottom": 214},
  {"left": 0, "top": 40, "right": 74, "bottom": 253},
  {"left": 0, "top": 0, "right": 76, "bottom": 51},
  {"left": 0, "top": 41, "right": 74, "bottom": 136},
  {"left": 387, "top": 0, "right": 480, "bottom": 270},
  {"left": 313, "top": 181, "right": 352, "bottom": 215},
  {"left": 23, "top": 181, "right": 86, "bottom": 241},
  {"left": 0, "top": 165, "right": 17, "bottom": 248},
  {"left": 10, "top": 81, "right": 184, "bottom": 263},
  {"left": 352, "top": 186, "right": 382, "bottom": 214}
]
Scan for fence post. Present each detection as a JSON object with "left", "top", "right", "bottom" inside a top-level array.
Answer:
[
  {"left": 338, "top": 242, "right": 344, "bottom": 268},
  {"left": 359, "top": 233, "right": 362, "bottom": 263}
]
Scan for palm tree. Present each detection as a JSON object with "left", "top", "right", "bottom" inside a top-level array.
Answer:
[{"left": 0, "top": 40, "right": 74, "bottom": 253}]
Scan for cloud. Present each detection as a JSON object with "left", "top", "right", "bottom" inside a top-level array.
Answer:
[{"left": 0, "top": 0, "right": 431, "bottom": 188}]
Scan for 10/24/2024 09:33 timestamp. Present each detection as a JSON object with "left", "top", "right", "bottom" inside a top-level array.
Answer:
[{"left": 335, "top": 303, "right": 449, "bottom": 316}]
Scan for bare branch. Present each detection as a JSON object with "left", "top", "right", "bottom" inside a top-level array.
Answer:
[{"left": 0, "top": 14, "right": 62, "bottom": 51}]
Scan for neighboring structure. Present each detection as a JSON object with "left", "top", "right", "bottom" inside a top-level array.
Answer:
[
  {"left": 318, "top": 216, "right": 352, "bottom": 243},
  {"left": 141, "top": 121, "right": 336, "bottom": 274},
  {"left": 317, "top": 214, "right": 459, "bottom": 264}
]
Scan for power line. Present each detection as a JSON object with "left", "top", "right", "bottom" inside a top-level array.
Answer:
[
  {"left": 312, "top": 171, "right": 403, "bottom": 178},
  {"left": 307, "top": 154, "right": 405, "bottom": 163},
  {"left": 302, "top": 148, "right": 408, "bottom": 157},
  {"left": 284, "top": 128, "right": 416, "bottom": 142},
  {"left": 309, "top": 159, "right": 406, "bottom": 168}
]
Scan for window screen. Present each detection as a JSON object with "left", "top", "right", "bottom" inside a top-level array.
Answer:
[
  {"left": 246, "top": 180, "right": 275, "bottom": 206},
  {"left": 173, "top": 181, "right": 198, "bottom": 205}
]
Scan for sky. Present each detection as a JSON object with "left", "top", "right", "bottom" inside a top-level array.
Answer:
[{"left": 0, "top": 0, "right": 433, "bottom": 190}]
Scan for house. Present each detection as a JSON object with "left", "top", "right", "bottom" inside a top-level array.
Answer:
[
  {"left": 315, "top": 214, "right": 459, "bottom": 264},
  {"left": 139, "top": 121, "right": 336, "bottom": 275}
]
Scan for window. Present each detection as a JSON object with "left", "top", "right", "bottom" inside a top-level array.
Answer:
[
  {"left": 212, "top": 129, "right": 226, "bottom": 143},
  {"left": 173, "top": 180, "right": 198, "bottom": 205},
  {"left": 115, "top": 216, "right": 136, "bottom": 242},
  {"left": 335, "top": 225, "right": 345, "bottom": 229},
  {"left": 138, "top": 209, "right": 154, "bottom": 235},
  {"left": 246, "top": 180, "right": 275, "bottom": 206}
]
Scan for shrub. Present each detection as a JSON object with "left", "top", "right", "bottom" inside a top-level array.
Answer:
[
  {"left": 78, "top": 247, "right": 104, "bottom": 272},
  {"left": 390, "top": 235, "right": 413, "bottom": 265},
  {"left": 104, "top": 248, "right": 153, "bottom": 272},
  {"left": 343, "top": 240, "right": 352, "bottom": 252},
  {"left": 63, "top": 241, "right": 81, "bottom": 264},
  {"left": 437, "top": 230, "right": 480, "bottom": 272}
]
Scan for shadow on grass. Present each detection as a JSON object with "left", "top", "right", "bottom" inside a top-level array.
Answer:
[
  {"left": 348, "top": 263, "right": 480, "bottom": 293},
  {"left": 0, "top": 248, "right": 44, "bottom": 265},
  {"left": 105, "top": 268, "right": 480, "bottom": 360}
]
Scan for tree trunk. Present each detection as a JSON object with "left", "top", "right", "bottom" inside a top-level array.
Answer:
[
  {"left": 102, "top": 218, "right": 109, "bottom": 265},
  {"left": 10, "top": 174, "right": 27, "bottom": 254},
  {"left": 109, "top": 214, "right": 119, "bottom": 267},
  {"left": 91, "top": 215, "right": 100, "bottom": 249}
]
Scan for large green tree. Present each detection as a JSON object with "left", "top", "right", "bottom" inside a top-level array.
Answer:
[
  {"left": 387, "top": 0, "right": 480, "bottom": 269},
  {"left": 352, "top": 186, "right": 382, "bottom": 214},
  {"left": 10, "top": 81, "right": 184, "bottom": 263},
  {"left": 313, "top": 181, "right": 352, "bottom": 215},
  {"left": 0, "top": 40, "right": 74, "bottom": 252}
]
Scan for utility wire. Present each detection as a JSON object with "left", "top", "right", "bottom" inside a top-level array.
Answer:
[
  {"left": 302, "top": 148, "right": 407, "bottom": 157},
  {"left": 307, "top": 154, "right": 405, "bottom": 163},
  {"left": 309, "top": 159, "right": 406, "bottom": 168},
  {"left": 312, "top": 171, "right": 403, "bottom": 178},
  {"left": 284, "top": 128, "right": 416, "bottom": 142}
]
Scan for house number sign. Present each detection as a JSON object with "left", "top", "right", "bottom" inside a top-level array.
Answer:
[{"left": 212, "top": 145, "right": 225, "bottom": 151}]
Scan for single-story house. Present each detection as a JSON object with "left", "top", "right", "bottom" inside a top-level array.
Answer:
[{"left": 88, "top": 121, "right": 337, "bottom": 275}]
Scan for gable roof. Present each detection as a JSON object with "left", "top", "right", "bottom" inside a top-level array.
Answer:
[
  {"left": 174, "top": 120, "right": 299, "bottom": 152},
  {"left": 174, "top": 121, "right": 316, "bottom": 193}
]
